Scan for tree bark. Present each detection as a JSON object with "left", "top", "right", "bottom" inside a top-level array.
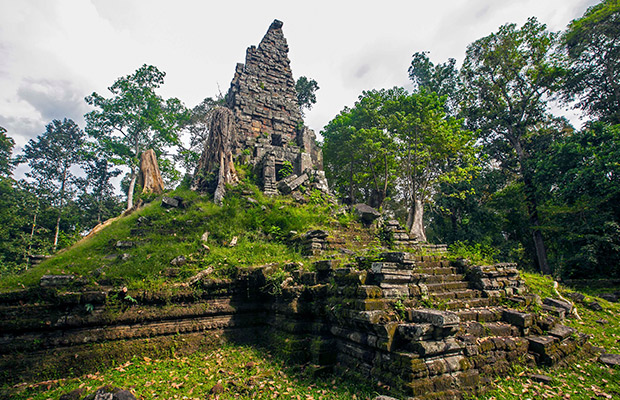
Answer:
[
  {"left": 513, "top": 136, "right": 551, "bottom": 275},
  {"left": 53, "top": 167, "right": 68, "bottom": 252},
  {"left": 522, "top": 170, "right": 551, "bottom": 275},
  {"left": 138, "top": 149, "right": 164, "bottom": 194},
  {"left": 126, "top": 166, "right": 137, "bottom": 210},
  {"left": 191, "top": 107, "right": 238, "bottom": 204},
  {"left": 407, "top": 196, "right": 427, "bottom": 242}
]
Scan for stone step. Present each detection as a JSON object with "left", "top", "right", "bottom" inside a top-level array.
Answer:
[
  {"left": 417, "top": 267, "right": 460, "bottom": 275},
  {"left": 429, "top": 289, "right": 482, "bottom": 300},
  {"left": 460, "top": 321, "right": 521, "bottom": 338},
  {"left": 421, "top": 273, "right": 467, "bottom": 284},
  {"left": 456, "top": 307, "right": 504, "bottom": 322},
  {"left": 426, "top": 281, "right": 470, "bottom": 293},
  {"left": 443, "top": 297, "right": 493, "bottom": 310}
]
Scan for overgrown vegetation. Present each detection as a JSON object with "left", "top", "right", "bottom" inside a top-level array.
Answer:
[
  {"left": 0, "top": 182, "right": 369, "bottom": 292},
  {"left": 480, "top": 273, "right": 620, "bottom": 399},
  {"left": 5, "top": 343, "right": 379, "bottom": 400}
]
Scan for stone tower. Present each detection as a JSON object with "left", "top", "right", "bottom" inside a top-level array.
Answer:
[{"left": 225, "top": 19, "right": 327, "bottom": 196}]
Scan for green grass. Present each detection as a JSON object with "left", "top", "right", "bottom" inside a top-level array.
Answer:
[
  {"left": 6, "top": 343, "right": 379, "bottom": 400},
  {"left": 480, "top": 272, "right": 620, "bottom": 399},
  {"left": 0, "top": 184, "right": 339, "bottom": 293}
]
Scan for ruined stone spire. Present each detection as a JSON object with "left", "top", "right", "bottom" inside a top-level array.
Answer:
[{"left": 226, "top": 19, "right": 302, "bottom": 147}]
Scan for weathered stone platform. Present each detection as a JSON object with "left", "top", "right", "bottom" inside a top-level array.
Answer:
[{"left": 0, "top": 251, "right": 586, "bottom": 399}]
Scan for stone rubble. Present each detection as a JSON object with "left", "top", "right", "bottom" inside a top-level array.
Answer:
[{"left": 222, "top": 19, "right": 328, "bottom": 197}]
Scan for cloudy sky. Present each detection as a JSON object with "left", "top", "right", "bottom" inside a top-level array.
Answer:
[{"left": 0, "top": 0, "right": 598, "bottom": 166}]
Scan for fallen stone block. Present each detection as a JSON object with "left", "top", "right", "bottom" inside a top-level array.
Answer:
[
  {"left": 588, "top": 301, "right": 603, "bottom": 311},
  {"left": 541, "top": 304, "right": 566, "bottom": 319},
  {"left": 303, "top": 229, "right": 328, "bottom": 240},
  {"left": 598, "top": 293, "right": 618, "bottom": 303},
  {"left": 599, "top": 353, "right": 620, "bottom": 367},
  {"left": 527, "top": 335, "right": 558, "bottom": 355},
  {"left": 277, "top": 173, "right": 308, "bottom": 194},
  {"left": 543, "top": 297, "right": 573, "bottom": 313},
  {"left": 353, "top": 203, "right": 381, "bottom": 224},
  {"left": 548, "top": 324, "right": 575, "bottom": 340},
  {"left": 40, "top": 274, "right": 75, "bottom": 287},
  {"left": 407, "top": 308, "right": 459, "bottom": 328},
  {"left": 530, "top": 374, "right": 553, "bottom": 383},
  {"left": 502, "top": 309, "right": 533, "bottom": 328},
  {"left": 161, "top": 196, "right": 179, "bottom": 208}
]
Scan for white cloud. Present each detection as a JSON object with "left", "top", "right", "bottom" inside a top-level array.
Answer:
[{"left": 0, "top": 0, "right": 599, "bottom": 168}]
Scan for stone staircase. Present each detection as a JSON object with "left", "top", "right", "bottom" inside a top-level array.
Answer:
[{"left": 269, "top": 251, "right": 587, "bottom": 399}]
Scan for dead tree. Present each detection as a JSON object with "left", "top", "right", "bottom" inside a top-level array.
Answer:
[
  {"left": 138, "top": 149, "right": 164, "bottom": 194},
  {"left": 191, "top": 107, "right": 239, "bottom": 204}
]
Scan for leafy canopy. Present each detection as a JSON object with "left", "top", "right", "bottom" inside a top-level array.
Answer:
[
  {"left": 295, "top": 76, "right": 319, "bottom": 116},
  {"left": 85, "top": 64, "right": 189, "bottom": 208},
  {"left": 562, "top": 0, "right": 620, "bottom": 124}
]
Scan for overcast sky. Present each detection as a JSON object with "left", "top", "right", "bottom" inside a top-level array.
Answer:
[{"left": 0, "top": 0, "right": 598, "bottom": 165}]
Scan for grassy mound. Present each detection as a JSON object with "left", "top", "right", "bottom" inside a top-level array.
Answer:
[
  {"left": 7, "top": 343, "right": 379, "bottom": 400},
  {"left": 0, "top": 183, "right": 377, "bottom": 293},
  {"left": 480, "top": 272, "right": 620, "bottom": 399}
]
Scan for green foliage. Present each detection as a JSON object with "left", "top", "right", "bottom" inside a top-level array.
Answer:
[
  {"left": 448, "top": 241, "right": 498, "bottom": 265},
  {"left": 534, "top": 122, "right": 620, "bottom": 278},
  {"left": 0, "top": 184, "right": 335, "bottom": 292},
  {"left": 408, "top": 51, "right": 462, "bottom": 115},
  {"left": 20, "top": 119, "right": 86, "bottom": 252},
  {"left": 323, "top": 88, "right": 401, "bottom": 208},
  {"left": 263, "top": 268, "right": 288, "bottom": 296},
  {"left": 0, "top": 126, "right": 15, "bottom": 178},
  {"left": 562, "top": 0, "right": 620, "bottom": 124},
  {"left": 3, "top": 343, "right": 379, "bottom": 400},
  {"left": 295, "top": 76, "right": 319, "bottom": 116},
  {"left": 276, "top": 160, "right": 293, "bottom": 180},
  {"left": 85, "top": 64, "right": 189, "bottom": 209},
  {"left": 324, "top": 87, "right": 478, "bottom": 240},
  {"left": 461, "top": 17, "right": 565, "bottom": 275}
]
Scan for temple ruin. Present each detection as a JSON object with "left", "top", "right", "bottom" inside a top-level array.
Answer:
[{"left": 193, "top": 19, "right": 328, "bottom": 197}]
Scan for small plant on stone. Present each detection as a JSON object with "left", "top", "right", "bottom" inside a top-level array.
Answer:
[
  {"left": 393, "top": 299, "right": 407, "bottom": 320},
  {"left": 263, "top": 269, "right": 288, "bottom": 296},
  {"left": 420, "top": 296, "right": 433, "bottom": 308},
  {"left": 308, "top": 189, "right": 325, "bottom": 205},
  {"left": 277, "top": 161, "right": 293, "bottom": 180}
]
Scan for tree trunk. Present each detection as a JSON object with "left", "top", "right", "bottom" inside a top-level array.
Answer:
[
  {"left": 127, "top": 166, "right": 137, "bottom": 210},
  {"left": 514, "top": 137, "right": 551, "bottom": 275},
  {"left": 53, "top": 167, "right": 68, "bottom": 252},
  {"left": 191, "top": 107, "right": 238, "bottom": 204},
  {"left": 522, "top": 171, "right": 551, "bottom": 275},
  {"left": 138, "top": 149, "right": 164, "bottom": 194},
  {"left": 407, "top": 196, "right": 426, "bottom": 242},
  {"left": 26, "top": 202, "right": 39, "bottom": 260}
]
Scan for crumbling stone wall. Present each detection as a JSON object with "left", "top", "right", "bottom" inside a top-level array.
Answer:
[
  {"left": 224, "top": 19, "right": 327, "bottom": 196},
  {"left": 2, "top": 251, "right": 587, "bottom": 399},
  {"left": 227, "top": 19, "right": 301, "bottom": 146}
]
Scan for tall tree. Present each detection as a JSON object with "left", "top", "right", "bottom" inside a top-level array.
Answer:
[
  {"left": 0, "top": 126, "right": 15, "bottom": 178},
  {"left": 21, "top": 119, "right": 85, "bottom": 252},
  {"left": 408, "top": 52, "right": 462, "bottom": 116},
  {"left": 323, "top": 88, "right": 477, "bottom": 240},
  {"left": 79, "top": 149, "right": 122, "bottom": 226},
  {"left": 85, "top": 64, "right": 188, "bottom": 210},
  {"left": 535, "top": 122, "right": 620, "bottom": 278},
  {"left": 295, "top": 76, "right": 320, "bottom": 117},
  {"left": 176, "top": 97, "right": 223, "bottom": 175},
  {"left": 385, "top": 89, "right": 478, "bottom": 240},
  {"left": 562, "top": 0, "right": 620, "bottom": 124},
  {"left": 323, "top": 88, "right": 400, "bottom": 208},
  {"left": 461, "top": 17, "right": 565, "bottom": 275}
]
